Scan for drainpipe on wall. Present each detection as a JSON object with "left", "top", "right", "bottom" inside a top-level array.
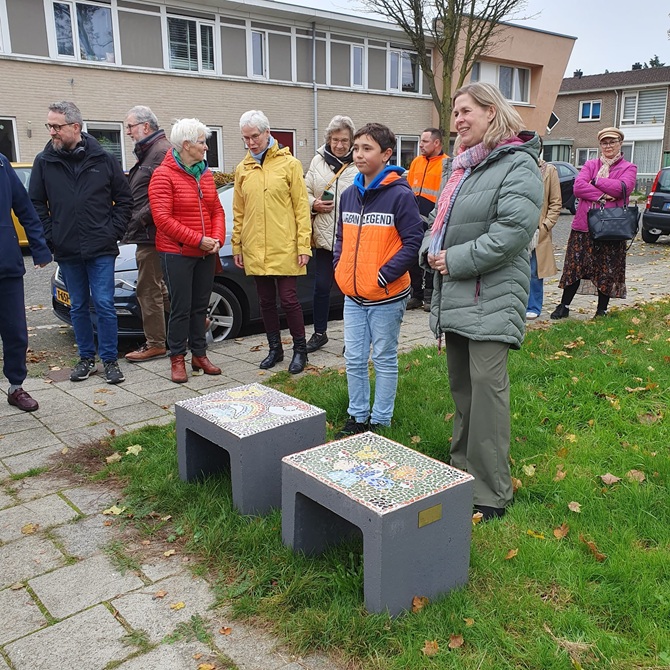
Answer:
[
  {"left": 312, "top": 22, "right": 318, "bottom": 153},
  {"left": 614, "top": 89, "right": 619, "bottom": 127}
]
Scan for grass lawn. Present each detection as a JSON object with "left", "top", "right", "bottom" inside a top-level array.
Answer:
[{"left": 88, "top": 300, "right": 670, "bottom": 670}]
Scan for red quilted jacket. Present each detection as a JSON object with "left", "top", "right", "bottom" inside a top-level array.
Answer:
[{"left": 148, "top": 150, "right": 225, "bottom": 256}]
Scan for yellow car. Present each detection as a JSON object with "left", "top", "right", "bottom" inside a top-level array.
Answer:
[{"left": 11, "top": 163, "right": 33, "bottom": 247}]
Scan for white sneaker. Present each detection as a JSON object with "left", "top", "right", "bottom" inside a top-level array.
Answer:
[{"left": 526, "top": 311, "right": 539, "bottom": 320}]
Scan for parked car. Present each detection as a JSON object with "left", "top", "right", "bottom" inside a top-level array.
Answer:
[
  {"left": 51, "top": 183, "right": 344, "bottom": 341},
  {"left": 641, "top": 166, "right": 670, "bottom": 243},
  {"left": 550, "top": 161, "right": 578, "bottom": 214},
  {"left": 11, "top": 162, "right": 32, "bottom": 247}
]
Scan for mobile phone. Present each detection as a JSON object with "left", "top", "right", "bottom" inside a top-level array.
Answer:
[{"left": 321, "top": 189, "right": 334, "bottom": 202}]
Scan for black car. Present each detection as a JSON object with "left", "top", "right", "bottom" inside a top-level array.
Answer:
[
  {"left": 51, "top": 184, "right": 344, "bottom": 341},
  {"left": 641, "top": 166, "right": 670, "bottom": 243},
  {"left": 550, "top": 161, "right": 578, "bottom": 214}
]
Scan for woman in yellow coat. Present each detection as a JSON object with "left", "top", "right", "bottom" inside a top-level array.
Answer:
[{"left": 232, "top": 110, "right": 312, "bottom": 373}]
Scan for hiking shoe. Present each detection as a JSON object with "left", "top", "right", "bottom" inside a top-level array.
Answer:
[
  {"left": 125, "top": 343, "right": 167, "bottom": 362},
  {"left": 594, "top": 309, "right": 608, "bottom": 318},
  {"left": 103, "top": 360, "right": 125, "bottom": 384},
  {"left": 335, "top": 416, "right": 369, "bottom": 439},
  {"left": 406, "top": 297, "right": 423, "bottom": 310},
  {"left": 550, "top": 304, "right": 569, "bottom": 320},
  {"left": 70, "top": 358, "right": 97, "bottom": 382},
  {"left": 306, "top": 332, "right": 329, "bottom": 353}
]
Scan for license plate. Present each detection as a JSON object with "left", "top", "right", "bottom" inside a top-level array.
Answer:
[
  {"left": 663, "top": 202, "right": 670, "bottom": 211},
  {"left": 55, "top": 287, "right": 71, "bottom": 307}
]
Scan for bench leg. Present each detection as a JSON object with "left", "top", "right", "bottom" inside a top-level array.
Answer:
[{"left": 177, "top": 427, "right": 231, "bottom": 482}]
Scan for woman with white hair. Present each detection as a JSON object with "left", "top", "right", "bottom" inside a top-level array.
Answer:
[
  {"left": 149, "top": 118, "right": 225, "bottom": 383},
  {"left": 304, "top": 115, "right": 357, "bottom": 353},
  {"left": 232, "top": 110, "right": 312, "bottom": 374}
]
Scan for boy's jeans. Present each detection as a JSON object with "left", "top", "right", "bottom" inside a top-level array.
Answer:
[
  {"left": 343, "top": 295, "right": 408, "bottom": 426},
  {"left": 527, "top": 250, "right": 543, "bottom": 315}
]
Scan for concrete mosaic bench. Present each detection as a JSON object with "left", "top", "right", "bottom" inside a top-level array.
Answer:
[
  {"left": 281, "top": 432, "right": 475, "bottom": 616},
  {"left": 175, "top": 383, "right": 326, "bottom": 515}
]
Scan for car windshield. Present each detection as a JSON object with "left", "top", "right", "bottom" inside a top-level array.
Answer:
[{"left": 14, "top": 167, "right": 31, "bottom": 190}]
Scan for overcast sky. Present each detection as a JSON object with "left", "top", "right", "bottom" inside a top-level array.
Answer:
[{"left": 280, "top": 0, "right": 669, "bottom": 77}]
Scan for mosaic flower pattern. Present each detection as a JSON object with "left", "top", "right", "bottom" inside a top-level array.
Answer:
[
  {"left": 176, "top": 383, "right": 324, "bottom": 437},
  {"left": 284, "top": 433, "right": 473, "bottom": 514}
]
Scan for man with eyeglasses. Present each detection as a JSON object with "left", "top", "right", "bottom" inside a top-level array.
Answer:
[
  {"left": 29, "top": 101, "right": 133, "bottom": 384},
  {"left": 122, "top": 106, "right": 171, "bottom": 362}
]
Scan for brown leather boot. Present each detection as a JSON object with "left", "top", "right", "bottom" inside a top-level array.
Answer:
[
  {"left": 191, "top": 354, "right": 221, "bottom": 376},
  {"left": 170, "top": 355, "right": 188, "bottom": 383}
]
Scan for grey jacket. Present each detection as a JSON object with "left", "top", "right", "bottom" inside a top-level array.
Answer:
[{"left": 420, "top": 131, "right": 542, "bottom": 349}]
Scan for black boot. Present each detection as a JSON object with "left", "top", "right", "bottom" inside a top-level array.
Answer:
[
  {"left": 288, "top": 336, "right": 308, "bottom": 374},
  {"left": 259, "top": 331, "right": 284, "bottom": 369}
]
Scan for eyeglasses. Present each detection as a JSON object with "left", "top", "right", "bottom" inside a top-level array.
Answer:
[
  {"left": 242, "top": 131, "right": 265, "bottom": 143},
  {"left": 330, "top": 138, "right": 351, "bottom": 146},
  {"left": 599, "top": 139, "right": 620, "bottom": 147},
  {"left": 45, "top": 123, "right": 75, "bottom": 132},
  {"left": 125, "top": 122, "right": 144, "bottom": 131},
  {"left": 193, "top": 140, "right": 207, "bottom": 146}
]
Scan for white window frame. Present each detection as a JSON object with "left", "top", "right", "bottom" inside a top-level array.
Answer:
[
  {"left": 165, "top": 14, "right": 216, "bottom": 73},
  {"left": 82, "top": 121, "right": 125, "bottom": 170},
  {"left": 579, "top": 100, "right": 602, "bottom": 122},
  {"left": 205, "top": 125, "right": 223, "bottom": 171},
  {"left": 621, "top": 93, "right": 638, "bottom": 125},
  {"left": 576, "top": 147, "right": 598, "bottom": 167},
  {"left": 250, "top": 29, "right": 267, "bottom": 78},
  {"left": 0, "top": 117, "right": 21, "bottom": 162},
  {"left": 352, "top": 44, "right": 364, "bottom": 88},
  {"left": 470, "top": 61, "right": 480, "bottom": 83},
  {"left": 388, "top": 49, "right": 421, "bottom": 94},
  {"left": 498, "top": 65, "right": 530, "bottom": 104},
  {"left": 0, "top": 1, "right": 11, "bottom": 53},
  {"left": 48, "top": 0, "right": 118, "bottom": 64}
]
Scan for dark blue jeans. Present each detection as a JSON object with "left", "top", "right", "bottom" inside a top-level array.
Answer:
[
  {"left": 0, "top": 276, "right": 29, "bottom": 386},
  {"left": 312, "top": 248, "right": 334, "bottom": 334},
  {"left": 59, "top": 255, "right": 118, "bottom": 362}
]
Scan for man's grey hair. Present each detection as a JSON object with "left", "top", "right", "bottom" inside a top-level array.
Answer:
[
  {"left": 325, "top": 115, "right": 355, "bottom": 144},
  {"left": 169, "top": 118, "right": 211, "bottom": 151},
  {"left": 126, "top": 105, "right": 159, "bottom": 131},
  {"left": 48, "top": 101, "right": 83, "bottom": 126},
  {"left": 239, "top": 110, "right": 270, "bottom": 133}
]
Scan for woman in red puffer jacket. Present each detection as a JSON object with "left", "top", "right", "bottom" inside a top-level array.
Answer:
[{"left": 149, "top": 118, "right": 225, "bottom": 383}]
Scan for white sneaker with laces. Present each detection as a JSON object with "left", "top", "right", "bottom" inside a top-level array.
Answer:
[{"left": 526, "top": 311, "right": 539, "bottom": 320}]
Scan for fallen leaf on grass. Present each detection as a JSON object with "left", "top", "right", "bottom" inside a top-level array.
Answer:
[
  {"left": 412, "top": 595, "right": 430, "bottom": 613},
  {"left": 197, "top": 664, "right": 216, "bottom": 670},
  {"left": 125, "top": 444, "right": 142, "bottom": 456},
  {"left": 638, "top": 412, "right": 660, "bottom": 425},
  {"left": 106, "top": 452, "right": 122, "bottom": 464},
  {"left": 422, "top": 640, "right": 439, "bottom": 657},
  {"left": 505, "top": 548, "right": 518, "bottom": 560},
  {"left": 568, "top": 501, "right": 581, "bottom": 513},
  {"left": 169, "top": 601, "right": 185, "bottom": 610},
  {"left": 600, "top": 473, "right": 621, "bottom": 485},
  {"left": 564, "top": 434, "right": 577, "bottom": 443},
  {"left": 522, "top": 464, "right": 536, "bottom": 477},
  {"left": 553, "top": 523, "right": 569, "bottom": 539},
  {"left": 219, "top": 626, "right": 232, "bottom": 635},
  {"left": 106, "top": 428, "right": 116, "bottom": 437},
  {"left": 61, "top": 447, "right": 69, "bottom": 455},
  {"left": 410, "top": 435, "right": 421, "bottom": 444},
  {"left": 579, "top": 534, "right": 606, "bottom": 562},
  {"left": 554, "top": 465, "right": 567, "bottom": 482},
  {"left": 471, "top": 512, "right": 483, "bottom": 525},
  {"left": 448, "top": 634, "right": 464, "bottom": 649},
  {"left": 543, "top": 623, "right": 595, "bottom": 667},
  {"left": 444, "top": 412, "right": 454, "bottom": 422},
  {"left": 526, "top": 530, "right": 545, "bottom": 540},
  {"left": 464, "top": 617, "right": 474, "bottom": 627},
  {"left": 102, "top": 505, "right": 125, "bottom": 516},
  {"left": 626, "top": 469, "right": 646, "bottom": 482},
  {"left": 21, "top": 523, "right": 39, "bottom": 534},
  {"left": 512, "top": 477, "right": 522, "bottom": 492},
  {"left": 164, "top": 549, "right": 176, "bottom": 557},
  {"left": 556, "top": 446, "right": 569, "bottom": 458}
]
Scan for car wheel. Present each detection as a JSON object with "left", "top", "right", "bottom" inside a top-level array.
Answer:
[
  {"left": 641, "top": 228, "right": 660, "bottom": 244},
  {"left": 207, "top": 283, "right": 243, "bottom": 342}
]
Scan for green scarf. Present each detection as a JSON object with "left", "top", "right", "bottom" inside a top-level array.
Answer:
[{"left": 173, "top": 149, "right": 205, "bottom": 181}]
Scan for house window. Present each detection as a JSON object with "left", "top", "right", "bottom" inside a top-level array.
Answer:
[
  {"left": 389, "top": 135, "right": 419, "bottom": 169},
  {"left": 621, "top": 89, "right": 667, "bottom": 126},
  {"left": 53, "top": 1, "right": 115, "bottom": 62},
  {"left": 83, "top": 122, "right": 124, "bottom": 169},
  {"left": 0, "top": 118, "right": 18, "bottom": 161},
  {"left": 251, "top": 30, "right": 266, "bottom": 77},
  {"left": 206, "top": 127, "right": 222, "bottom": 171},
  {"left": 470, "top": 61, "right": 480, "bottom": 83},
  {"left": 352, "top": 45, "right": 364, "bottom": 87},
  {"left": 167, "top": 16, "right": 214, "bottom": 72},
  {"left": 632, "top": 140, "right": 662, "bottom": 175},
  {"left": 576, "top": 148, "right": 598, "bottom": 166},
  {"left": 579, "top": 100, "right": 601, "bottom": 121},
  {"left": 498, "top": 66, "right": 529, "bottom": 103},
  {"left": 390, "top": 50, "right": 420, "bottom": 93}
]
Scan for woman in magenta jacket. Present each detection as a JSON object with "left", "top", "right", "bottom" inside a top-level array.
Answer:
[
  {"left": 149, "top": 118, "right": 225, "bottom": 383},
  {"left": 550, "top": 127, "right": 637, "bottom": 320}
]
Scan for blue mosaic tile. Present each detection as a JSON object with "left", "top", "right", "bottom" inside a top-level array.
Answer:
[
  {"left": 284, "top": 432, "right": 473, "bottom": 514},
  {"left": 176, "top": 383, "right": 324, "bottom": 437}
]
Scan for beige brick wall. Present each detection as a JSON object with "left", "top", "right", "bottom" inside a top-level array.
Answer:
[{"left": 0, "top": 58, "right": 433, "bottom": 171}]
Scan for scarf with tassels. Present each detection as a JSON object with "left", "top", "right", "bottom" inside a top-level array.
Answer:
[
  {"left": 596, "top": 152, "right": 623, "bottom": 178},
  {"left": 428, "top": 142, "right": 492, "bottom": 256}
]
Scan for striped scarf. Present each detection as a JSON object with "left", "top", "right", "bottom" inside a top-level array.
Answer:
[{"left": 596, "top": 152, "right": 623, "bottom": 178}]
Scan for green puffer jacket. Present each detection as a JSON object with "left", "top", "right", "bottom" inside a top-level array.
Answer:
[{"left": 419, "top": 131, "right": 542, "bottom": 349}]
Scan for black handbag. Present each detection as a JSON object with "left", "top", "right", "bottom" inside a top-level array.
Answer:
[{"left": 587, "top": 183, "right": 640, "bottom": 242}]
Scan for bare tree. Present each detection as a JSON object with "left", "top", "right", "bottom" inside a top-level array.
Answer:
[{"left": 360, "top": 0, "right": 529, "bottom": 130}]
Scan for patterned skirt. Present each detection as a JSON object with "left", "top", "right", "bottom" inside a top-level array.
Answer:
[{"left": 558, "top": 229, "right": 627, "bottom": 298}]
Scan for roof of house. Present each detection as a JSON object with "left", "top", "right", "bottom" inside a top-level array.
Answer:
[{"left": 560, "top": 66, "right": 670, "bottom": 94}]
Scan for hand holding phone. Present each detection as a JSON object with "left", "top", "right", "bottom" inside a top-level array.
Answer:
[{"left": 321, "top": 189, "right": 334, "bottom": 202}]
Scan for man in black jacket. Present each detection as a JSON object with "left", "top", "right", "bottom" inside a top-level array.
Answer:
[
  {"left": 30, "top": 101, "right": 133, "bottom": 384},
  {"left": 123, "top": 106, "right": 171, "bottom": 362}
]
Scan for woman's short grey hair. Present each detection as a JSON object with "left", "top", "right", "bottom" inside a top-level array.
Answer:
[
  {"left": 239, "top": 110, "right": 270, "bottom": 133},
  {"left": 48, "top": 101, "right": 83, "bottom": 126},
  {"left": 126, "top": 105, "right": 159, "bottom": 131},
  {"left": 325, "top": 115, "right": 355, "bottom": 144},
  {"left": 169, "top": 118, "right": 211, "bottom": 150}
]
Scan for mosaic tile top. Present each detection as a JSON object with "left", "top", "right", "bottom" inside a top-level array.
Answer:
[
  {"left": 176, "top": 383, "right": 325, "bottom": 437},
  {"left": 284, "top": 432, "right": 473, "bottom": 514}
]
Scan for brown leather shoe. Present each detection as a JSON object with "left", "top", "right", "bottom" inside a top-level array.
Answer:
[
  {"left": 191, "top": 354, "right": 221, "bottom": 375},
  {"left": 7, "top": 388, "right": 39, "bottom": 412},
  {"left": 125, "top": 344, "right": 167, "bottom": 362},
  {"left": 170, "top": 355, "right": 188, "bottom": 383}
]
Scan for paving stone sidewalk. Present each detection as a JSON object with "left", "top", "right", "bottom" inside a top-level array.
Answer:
[{"left": 2, "top": 246, "right": 670, "bottom": 669}]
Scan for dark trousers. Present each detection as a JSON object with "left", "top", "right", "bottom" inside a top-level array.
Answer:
[
  {"left": 160, "top": 253, "right": 216, "bottom": 357},
  {"left": 254, "top": 276, "right": 305, "bottom": 339},
  {"left": 0, "top": 276, "right": 28, "bottom": 386},
  {"left": 312, "top": 248, "right": 334, "bottom": 333},
  {"left": 408, "top": 262, "right": 424, "bottom": 299}
]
